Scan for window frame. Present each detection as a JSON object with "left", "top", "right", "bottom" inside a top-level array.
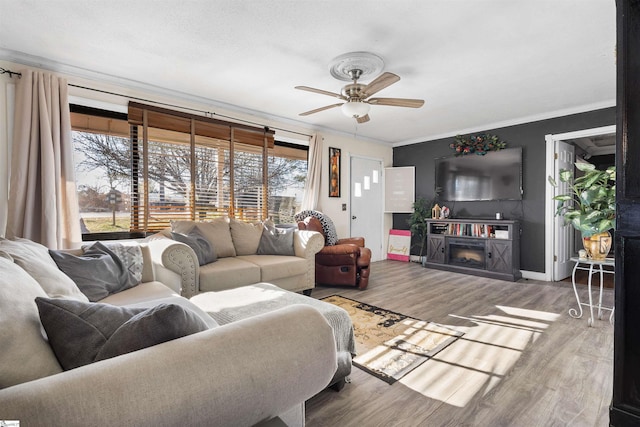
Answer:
[{"left": 71, "top": 104, "right": 308, "bottom": 240}]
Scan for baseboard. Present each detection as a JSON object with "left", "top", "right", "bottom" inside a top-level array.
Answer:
[
  {"left": 520, "top": 270, "right": 548, "bottom": 281},
  {"left": 610, "top": 405, "right": 640, "bottom": 426}
]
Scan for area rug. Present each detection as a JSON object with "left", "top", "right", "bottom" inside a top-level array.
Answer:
[{"left": 320, "top": 295, "right": 464, "bottom": 384}]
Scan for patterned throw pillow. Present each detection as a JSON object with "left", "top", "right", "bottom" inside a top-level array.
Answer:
[
  {"left": 101, "top": 242, "right": 144, "bottom": 284},
  {"left": 80, "top": 241, "right": 144, "bottom": 285},
  {"left": 51, "top": 242, "right": 141, "bottom": 302},
  {"left": 294, "top": 210, "right": 338, "bottom": 246}
]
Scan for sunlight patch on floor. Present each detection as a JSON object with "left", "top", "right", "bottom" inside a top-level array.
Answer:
[
  {"left": 399, "top": 305, "right": 560, "bottom": 407},
  {"left": 496, "top": 305, "right": 562, "bottom": 322}
]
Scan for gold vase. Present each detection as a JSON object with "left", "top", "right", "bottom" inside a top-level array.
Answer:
[{"left": 582, "top": 231, "right": 612, "bottom": 260}]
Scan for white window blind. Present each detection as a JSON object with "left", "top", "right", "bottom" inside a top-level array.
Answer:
[{"left": 128, "top": 102, "right": 273, "bottom": 231}]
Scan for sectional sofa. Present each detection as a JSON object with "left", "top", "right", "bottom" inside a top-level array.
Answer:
[{"left": 0, "top": 237, "right": 337, "bottom": 426}]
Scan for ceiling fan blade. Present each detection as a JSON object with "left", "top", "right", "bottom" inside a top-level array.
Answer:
[
  {"left": 368, "top": 97, "right": 425, "bottom": 108},
  {"left": 356, "top": 114, "right": 370, "bottom": 124},
  {"left": 299, "top": 103, "right": 343, "bottom": 116},
  {"left": 295, "top": 86, "right": 346, "bottom": 100},
  {"left": 361, "top": 72, "right": 401, "bottom": 98}
]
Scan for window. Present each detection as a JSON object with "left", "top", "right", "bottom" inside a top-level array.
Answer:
[
  {"left": 71, "top": 104, "right": 307, "bottom": 239},
  {"left": 268, "top": 142, "right": 308, "bottom": 224},
  {"left": 71, "top": 106, "right": 133, "bottom": 237}
]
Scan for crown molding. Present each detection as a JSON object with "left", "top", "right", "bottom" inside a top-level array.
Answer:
[
  {"left": 5, "top": 48, "right": 610, "bottom": 149},
  {"left": 0, "top": 48, "right": 389, "bottom": 146},
  {"left": 393, "top": 100, "right": 616, "bottom": 147}
]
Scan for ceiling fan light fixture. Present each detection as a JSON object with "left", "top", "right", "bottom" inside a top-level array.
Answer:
[{"left": 341, "top": 100, "right": 370, "bottom": 118}]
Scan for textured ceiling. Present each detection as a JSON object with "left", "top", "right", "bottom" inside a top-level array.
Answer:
[{"left": 0, "top": 0, "right": 616, "bottom": 145}]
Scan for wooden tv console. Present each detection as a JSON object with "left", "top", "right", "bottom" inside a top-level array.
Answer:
[{"left": 424, "top": 219, "right": 521, "bottom": 281}]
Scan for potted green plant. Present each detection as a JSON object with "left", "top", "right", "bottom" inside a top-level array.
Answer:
[
  {"left": 407, "top": 197, "right": 432, "bottom": 263},
  {"left": 548, "top": 162, "right": 616, "bottom": 259}
]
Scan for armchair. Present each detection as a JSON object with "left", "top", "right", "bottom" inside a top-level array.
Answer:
[{"left": 297, "top": 216, "right": 371, "bottom": 290}]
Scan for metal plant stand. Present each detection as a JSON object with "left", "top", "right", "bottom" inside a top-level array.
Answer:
[{"left": 569, "top": 257, "right": 615, "bottom": 327}]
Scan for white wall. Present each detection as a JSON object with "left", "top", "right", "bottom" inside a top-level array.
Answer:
[
  {"left": 0, "top": 60, "right": 394, "bottom": 249},
  {"left": 316, "top": 132, "right": 393, "bottom": 250}
]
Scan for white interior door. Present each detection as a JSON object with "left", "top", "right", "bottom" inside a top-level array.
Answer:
[
  {"left": 350, "top": 156, "right": 383, "bottom": 261},
  {"left": 553, "top": 140, "right": 575, "bottom": 281},
  {"left": 545, "top": 125, "right": 615, "bottom": 281}
]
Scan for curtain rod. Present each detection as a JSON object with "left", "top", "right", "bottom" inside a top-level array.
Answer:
[
  {"left": 0, "top": 66, "right": 313, "bottom": 139},
  {"left": 0, "top": 67, "right": 22, "bottom": 78}
]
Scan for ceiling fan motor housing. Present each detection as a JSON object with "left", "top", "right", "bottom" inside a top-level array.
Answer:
[{"left": 343, "top": 83, "right": 366, "bottom": 100}]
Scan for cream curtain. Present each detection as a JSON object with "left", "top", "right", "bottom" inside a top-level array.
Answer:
[
  {"left": 301, "top": 133, "right": 322, "bottom": 210},
  {"left": 6, "top": 70, "right": 80, "bottom": 249}
]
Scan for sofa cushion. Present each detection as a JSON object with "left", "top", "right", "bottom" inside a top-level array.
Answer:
[
  {"left": 257, "top": 224, "right": 295, "bottom": 256},
  {"left": 35, "top": 297, "right": 209, "bottom": 370},
  {"left": 294, "top": 210, "right": 338, "bottom": 245},
  {"left": 229, "top": 218, "right": 263, "bottom": 255},
  {"left": 238, "top": 255, "right": 307, "bottom": 282},
  {"left": 0, "top": 237, "right": 89, "bottom": 302},
  {"left": 0, "top": 256, "right": 63, "bottom": 389},
  {"left": 172, "top": 218, "right": 236, "bottom": 258},
  {"left": 49, "top": 242, "right": 140, "bottom": 302},
  {"left": 199, "top": 257, "right": 261, "bottom": 292},
  {"left": 171, "top": 228, "right": 217, "bottom": 266},
  {"left": 98, "top": 281, "right": 180, "bottom": 305},
  {"left": 98, "top": 281, "right": 219, "bottom": 329}
]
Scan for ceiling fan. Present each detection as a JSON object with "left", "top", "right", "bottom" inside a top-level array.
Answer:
[{"left": 295, "top": 68, "right": 425, "bottom": 123}]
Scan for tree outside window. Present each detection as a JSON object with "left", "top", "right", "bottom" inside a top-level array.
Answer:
[{"left": 71, "top": 109, "right": 307, "bottom": 236}]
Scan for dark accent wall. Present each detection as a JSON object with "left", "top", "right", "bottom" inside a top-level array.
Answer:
[{"left": 393, "top": 107, "right": 615, "bottom": 273}]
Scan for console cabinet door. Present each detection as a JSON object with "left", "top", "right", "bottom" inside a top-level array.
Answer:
[
  {"left": 487, "top": 240, "right": 512, "bottom": 273},
  {"left": 427, "top": 235, "right": 445, "bottom": 264}
]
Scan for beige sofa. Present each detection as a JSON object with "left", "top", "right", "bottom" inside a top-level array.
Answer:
[
  {"left": 0, "top": 237, "right": 337, "bottom": 427},
  {"left": 147, "top": 218, "right": 325, "bottom": 298}
]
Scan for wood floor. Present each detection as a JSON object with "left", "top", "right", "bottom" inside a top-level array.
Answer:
[{"left": 306, "top": 260, "right": 614, "bottom": 427}]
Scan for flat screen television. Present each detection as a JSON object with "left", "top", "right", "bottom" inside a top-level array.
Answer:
[{"left": 434, "top": 147, "right": 523, "bottom": 201}]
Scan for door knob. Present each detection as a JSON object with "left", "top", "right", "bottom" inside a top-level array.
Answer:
[{"left": 352, "top": 216, "right": 357, "bottom": 220}]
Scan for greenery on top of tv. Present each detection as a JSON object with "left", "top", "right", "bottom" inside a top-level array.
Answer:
[{"left": 450, "top": 133, "right": 507, "bottom": 156}]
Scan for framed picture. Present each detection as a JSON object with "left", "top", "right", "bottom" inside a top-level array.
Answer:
[{"left": 329, "top": 147, "right": 341, "bottom": 197}]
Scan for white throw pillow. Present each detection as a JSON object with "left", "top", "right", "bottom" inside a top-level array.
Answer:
[
  {"left": 0, "top": 238, "right": 89, "bottom": 302},
  {"left": 229, "top": 218, "right": 264, "bottom": 255},
  {"left": 0, "top": 256, "right": 63, "bottom": 389},
  {"left": 171, "top": 218, "right": 236, "bottom": 258}
]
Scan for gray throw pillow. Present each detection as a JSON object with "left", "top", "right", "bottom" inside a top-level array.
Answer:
[
  {"left": 83, "top": 242, "right": 144, "bottom": 285},
  {"left": 257, "top": 224, "right": 295, "bottom": 256},
  {"left": 49, "top": 241, "right": 139, "bottom": 302},
  {"left": 35, "top": 297, "right": 209, "bottom": 370},
  {"left": 171, "top": 228, "right": 217, "bottom": 265}
]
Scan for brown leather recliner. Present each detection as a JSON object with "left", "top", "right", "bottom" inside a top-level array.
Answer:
[{"left": 298, "top": 216, "right": 371, "bottom": 290}]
